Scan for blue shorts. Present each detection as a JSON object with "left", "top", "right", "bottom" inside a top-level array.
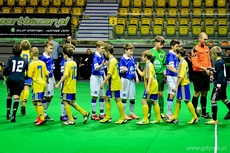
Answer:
[
  {"left": 142, "top": 90, "right": 158, "bottom": 100},
  {"left": 62, "top": 93, "right": 76, "bottom": 101},
  {"left": 25, "top": 78, "right": 32, "bottom": 86},
  {"left": 106, "top": 90, "right": 120, "bottom": 98},
  {"left": 32, "top": 92, "right": 44, "bottom": 102},
  {"left": 177, "top": 84, "right": 190, "bottom": 101}
]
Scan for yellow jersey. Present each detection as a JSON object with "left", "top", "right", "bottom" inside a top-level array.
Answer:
[
  {"left": 21, "top": 50, "right": 32, "bottom": 63},
  {"left": 62, "top": 60, "right": 77, "bottom": 94},
  {"left": 28, "top": 60, "right": 48, "bottom": 93},
  {"left": 178, "top": 59, "right": 190, "bottom": 86},
  {"left": 143, "top": 62, "right": 158, "bottom": 94},
  {"left": 107, "top": 57, "right": 121, "bottom": 91}
]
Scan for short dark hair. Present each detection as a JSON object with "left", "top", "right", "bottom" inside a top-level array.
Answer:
[
  {"left": 170, "top": 39, "right": 180, "bottom": 47},
  {"left": 63, "top": 47, "right": 74, "bottom": 58},
  {"left": 12, "top": 44, "right": 22, "bottom": 56},
  {"left": 176, "top": 47, "right": 186, "bottom": 57}
]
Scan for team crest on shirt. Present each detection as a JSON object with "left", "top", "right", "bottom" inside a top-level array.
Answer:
[
  {"left": 94, "top": 91, "right": 97, "bottom": 94},
  {"left": 122, "top": 93, "right": 126, "bottom": 97},
  {"left": 159, "top": 54, "right": 164, "bottom": 59}
]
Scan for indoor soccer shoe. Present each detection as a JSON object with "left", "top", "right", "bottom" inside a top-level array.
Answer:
[
  {"left": 201, "top": 113, "right": 211, "bottom": 119},
  {"left": 136, "top": 120, "right": 149, "bottom": 125},
  {"left": 45, "top": 115, "right": 54, "bottom": 121},
  {"left": 99, "top": 114, "right": 106, "bottom": 119},
  {"left": 166, "top": 118, "right": 178, "bottom": 124},
  {"left": 114, "top": 119, "right": 127, "bottom": 124},
  {"left": 35, "top": 119, "right": 46, "bottom": 126},
  {"left": 187, "top": 118, "right": 199, "bottom": 124},
  {"left": 150, "top": 119, "right": 163, "bottom": 124},
  {"left": 224, "top": 112, "right": 230, "bottom": 120},
  {"left": 83, "top": 112, "right": 90, "bottom": 124},
  {"left": 166, "top": 114, "right": 173, "bottom": 120},
  {"left": 62, "top": 120, "right": 75, "bottom": 125},
  {"left": 129, "top": 114, "right": 140, "bottom": 119},
  {"left": 60, "top": 115, "right": 68, "bottom": 121},
  {"left": 205, "top": 119, "right": 218, "bottom": 125},
  {"left": 10, "top": 116, "right": 16, "bottom": 123},
  {"left": 99, "top": 118, "right": 112, "bottom": 123},
  {"left": 34, "top": 116, "right": 40, "bottom": 123},
  {"left": 160, "top": 113, "right": 166, "bottom": 119},
  {"left": 21, "top": 106, "right": 26, "bottom": 116},
  {"left": 6, "top": 114, "right": 11, "bottom": 120},
  {"left": 91, "top": 114, "right": 100, "bottom": 120},
  {"left": 125, "top": 115, "right": 132, "bottom": 121}
]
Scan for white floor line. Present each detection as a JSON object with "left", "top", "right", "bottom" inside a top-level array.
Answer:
[{"left": 214, "top": 124, "right": 218, "bottom": 153}]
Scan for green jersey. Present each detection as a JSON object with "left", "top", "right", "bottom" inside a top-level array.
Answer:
[{"left": 150, "top": 48, "right": 166, "bottom": 74}]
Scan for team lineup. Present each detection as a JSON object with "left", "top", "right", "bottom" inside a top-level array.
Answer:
[{"left": 1, "top": 32, "right": 230, "bottom": 126}]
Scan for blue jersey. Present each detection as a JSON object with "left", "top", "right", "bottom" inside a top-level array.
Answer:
[
  {"left": 119, "top": 54, "right": 136, "bottom": 79},
  {"left": 60, "top": 57, "right": 66, "bottom": 76},
  {"left": 39, "top": 53, "right": 55, "bottom": 78},
  {"left": 91, "top": 52, "right": 105, "bottom": 76},
  {"left": 166, "top": 50, "right": 178, "bottom": 76}
]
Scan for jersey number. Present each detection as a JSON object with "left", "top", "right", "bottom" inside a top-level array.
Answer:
[
  {"left": 72, "top": 66, "right": 77, "bottom": 79},
  {"left": 12, "top": 60, "right": 24, "bottom": 72},
  {"left": 37, "top": 65, "right": 43, "bottom": 78}
]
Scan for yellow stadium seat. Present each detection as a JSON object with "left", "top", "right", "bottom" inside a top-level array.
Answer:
[
  {"left": 192, "top": 18, "right": 201, "bottom": 25},
  {"left": 205, "top": 0, "right": 214, "bottom": 7},
  {"left": 72, "top": 7, "right": 82, "bottom": 16},
  {"left": 13, "top": 7, "right": 23, "bottom": 13},
  {"left": 140, "top": 25, "right": 150, "bottom": 35},
  {"left": 64, "top": 0, "right": 73, "bottom": 6},
  {"left": 169, "top": 0, "right": 178, "bottom": 7},
  {"left": 119, "top": 7, "right": 129, "bottom": 17},
  {"left": 129, "top": 18, "right": 139, "bottom": 26},
  {"left": 205, "top": 8, "right": 214, "bottom": 18},
  {"left": 61, "top": 7, "right": 70, "bottom": 14},
  {"left": 157, "top": 0, "right": 165, "bottom": 7},
  {"left": 192, "top": 24, "right": 202, "bottom": 36},
  {"left": 72, "top": 17, "right": 79, "bottom": 27},
  {"left": 154, "top": 17, "right": 164, "bottom": 25},
  {"left": 145, "top": 0, "right": 153, "bottom": 7},
  {"left": 141, "top": 17, "right": 151, "bottom": 26},
  {"left": 0, "top": 0, "right": 3, "bottom": 6},
  {"left": 193, "top": 0, "right": 202, "bottom": 7},
  {"left": 181, "top": 0, "right": 189, "bottom": 7},
  {"left": 53, "top": 0, "right": 61, "bottom": 6},
  {"left": 155, "top": 8, "right": 165, "bottom": 17},
  {"left": 128, "top": 25, "right": 137, "bottom": 35},
  {"left": 115, "top": 25, "right": 125, "bottom": 35},
  {"left": 25, "top": 7, "right": 34, "bottom": 13},
  {"left": 205, "top": 24, "right": 215, "bottom": 36},
  {"left": 7, "top": 0, "right": 15, "bottom": 6},
  {"left": 37, "top": 7, "right": 46, "bottom": 13},
  {"left": 217, "top": 8, "right": 226, "bottom": 17},
  {"left": 18, "top": 0, "right": 27, "bottom": 6},
  {"left": 218, "top": 25, "right": 228, "bottom": 36},
  {"left": 49, "top": 7, "right": 58, "bottom": 14},
  {"left": 121, "top": 0, "right": 130, "bottom": 7},
  {"left": 166, "top": 18, "right": 176, "bottom": 25},
  {"left": 143, "top": 7, "right": 153, "bottom": 17},
  {"left": 153, "top": 25, "right": 163, "bottom": 35},
  {"left": 217, "top": 18, "right": 227, "bottom": 26},
  {"left": 179, "top": 18, "right": 189, "bottom": 25},
  {"left": 76, "top": 0, "right": 85, "bottom": 7},
  {"left": 41, "top": 0, "right": 49, "bottom": 6},
  {"left": 2, "top": 7, "right": 11, "bottom": 13},
  {"left": 193, "top": 8, "right": 202, "bottom": 17},
  {"left": 131, "top": 7, "right": 141, "bottom": 17},
  {"left": 180, "top": 8, "right": 189, "bottom": 17},
  {"left": 30, "top": 0, "right": 38, "bottom": 6},
  {"left": 217, "top": 0, "right": 226, "bottom": 7},
  {"left": 117, "top": 17, "right": 126, "bottom": 26},
  {"left": 168, "top": 8, "right": 177, "bottom": 17},
  {"left": 133, "top": 0, "right": 142, "bottom": 7},
  {"left": 204, "top": 18, "right": 214, "bottom": 26},
  {"left": 166, "top": 25, "right": 176, "bottom": 35},
  {"left": 179, "top": 25, "right": 189, "bottom": 36}
]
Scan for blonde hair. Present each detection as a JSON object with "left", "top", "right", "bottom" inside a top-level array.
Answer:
[
  {"left": 211, "top": 46, "right": 222, "bottom": 56},
  {"left": 142, "top": 50, "right": 152, "bottom": 60},
  {"left": 20, "top": 39, "right": 31, "bottom": 50},
  {"left": 96, "top": 40, "right": 105, "bottom": 48},
  {"left": 30, "top": 47, "right": 39, "bottom": 57}
]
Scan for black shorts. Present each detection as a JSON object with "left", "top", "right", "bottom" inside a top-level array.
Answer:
[
  {"left": 7, "top": 82, "right": 24, "bottom": 96},
  {"left": 193, "top": 71, "right": 210, "bottom": 91},
  {"left": 211, "top": 85, "right": 227, "bottom": 101}
]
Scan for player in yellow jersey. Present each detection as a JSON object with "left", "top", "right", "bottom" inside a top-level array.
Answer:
[
  {"left": 55, "top": 47, "right": 90, "bottom": 125},
  {"left": 166, "top": 47, "right": 198, "bottom": 124},
  {"left": 19, "top": 39, "right": 32, "bottom": 116},
  {"left": 99, "top": 44, "right": 127, "bottom": 124},
  {"left": 28, "top": 47, "right": 49, "bottom": 126},
  {"left": 136, "top": 50, "right": 162, "bottom": 125}
]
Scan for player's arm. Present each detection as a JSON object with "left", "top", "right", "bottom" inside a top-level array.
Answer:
[
  {"left": 215, "top": 62, "right": 222, "bottom": 86},
  {"left": 119, "top": 59, "right": 127, "bottom": 73},
  {"left": 136, "top": 62, "right": 144, "bottom": 76},
  {"left": 94, "top": 57, "right": 105, "bottom": 71},
  {"left": 163, "top": 53, "right": 167, "bottom": 75},
  {"left": 3, "top": 59, "right": 11, "bottom": 76},
  {"left": 167, "top": 62, "right": 178, "bottom": 73}
]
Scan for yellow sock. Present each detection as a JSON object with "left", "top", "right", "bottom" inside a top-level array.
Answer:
[
  {"left": 74, "top": 103, "right": 86, "bottom": 115},
  {"left": 37, "top": 105, "right": 45, "bottom": 120},
  {"left": 20, "top": 90, "right": 24, "bottom": 102},
  {"left": 105, "top": 101, "right": 111, "bottom": 119},
  {"left": 153, "top": 103, "right": 161, "bottom": 121},
  {"left": 33, "top": 103, "right": 39, "bottom": 115},
  {"left": 116, "top": 101, "right": 125, "bottom": 119},
  {"left": 65, "top": 104, "right": 74, "bottom": 121},
  {"left": 187, "top": 101, "right": 198, "bottom": 118},
  {"left": 142, "top": 105, "right": 149, "bottom": 121},
  {"left": 23, "top": 89, "right": 29, "bottom": 105},
  {"left": 174, "top": 101, "right": 181, "bottom": 119}
]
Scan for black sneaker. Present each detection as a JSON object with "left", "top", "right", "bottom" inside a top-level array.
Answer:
[
  {"left": 21, "top": 106, "right": 26, "bottom": 116},
  {"left": 201, "top": 112, "right": 211, "bottom": 119},
  {"left": 83, "top": 112, "right": 90, "bottom": 124},
  {"left": 11, "top": 116, "right": 16, "bottom": 123},
  {"left": 224, "top": 112, "right": 230, "bottom": 120},
  {"left": 6, "top": 114, "right": 11, "bottom": 120},
  {"left": 45, "top": 115, "right": 54, "bottom": 121}
]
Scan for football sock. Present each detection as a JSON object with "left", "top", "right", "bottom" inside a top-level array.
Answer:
[
  {"left": 224, "top": 100, "right": 230, "bottom": 110},
  {"left": 153, "top": 103, "right": 161, "bottom": 121},
  {"left": 12, "top": 98, "right": 19, "bottom": 117},
  {"left": 105, "top": 101, "right": 111, "bottom": 119},
  {"left": 65, "top": 104, "right": 74, "bottom": 121},
  {"left": 37, "top": 104, "right": 45, "bottom": 120},
  {"left": 142, "top": 105, "right": 149, "bottom": 121},
  {"left": 6, "top": 96, "right": 12, "bottom": 115},
  {"left": 42, "top": 100, "right": 48, "bottom": 117},
  {"left": 19, "top": 90, "right": 24, "bottom": 103},
  {"left": 201, "top": 96, "right": 207, "bottom": 115},
  {"left": 99, "top": 98, "right": 104, "bottom": 114},
  {"left": 33, "top": 103, "right": 38, "bottom": 115},
  {"left": 117, "top": 101, "right": 125, "bottom": 119},
  {"left": 122, "top": 99, "right": 127, "bottom": 115},
  {"left": 130, "top": 100, "right": 135, "bottom": 115},
  {"left": 186, "top": 101, "right": 197, "bottom": 118},
  {"left": 211, "top": 102, "right": 218, "bottom": 121},
  {"left": 91, "top": 99, "right": 96, "bottom": 115},
  {"left": 192, "top": 96, "right": 198, "bottom": 109},
  {"left": 74, "top": 104, "right": 86, "bottom": 115},
  {"left": 23, "top": 89, "right": 29, "bottom": 104},
  {"left": 167, "top": 98, "right": 173, "bottom": 115},
  {"left": 158, "top": 97, "right": 164, "bottom": 113},
  {"left": 61, "top": 102, "right": 66, "bottom": 116},
  {"left": 174, "top": 101, "right": 181, "bottom": 119},
  {"left": 147, "top": 99, "right": 152, "bottom": 114}
]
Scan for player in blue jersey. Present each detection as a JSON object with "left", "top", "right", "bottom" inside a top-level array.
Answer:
[
  {"left": 90, "top": 40, "right": 106, "bottom": 120},
  {"left": 165, "top": 39, "right": 180, "bottom": 119},
  {"left": 39, "top": 41, "right": 56, "bottom": 121},
  {"left": 120, "top": 43, "right": 140, "bottom": 120},
  {"left": 3, "top": 44, "right": 29, "bottom": 122}
]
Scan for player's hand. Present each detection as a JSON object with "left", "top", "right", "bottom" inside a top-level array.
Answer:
[
  {"left": 136, "top": 77, "right": 139, "bottom": 83},
  {"left": 146, "top": 87, "right": 150, "bottom": 94},
  {"left": 55, "top": 84, "right": 59, "bottom": 89},
  {"left": 210, "top": 75, "right": 214, "bottom": 81},
  {"left": 136, "top": 62, "right": 139, "bottom": 67},
  {"left": 172, "top": 87, "right": 177, "bottom": 93},
  {"left": 100, "top": 83, "right": 104, "bottom": 89}
]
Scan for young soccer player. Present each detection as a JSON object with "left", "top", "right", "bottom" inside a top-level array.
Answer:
[
  {"left": 120, "top": 43, "right": 140, "bottom": 120},
  {"left": 136, "top": 50, "right": 162, "bottom": 125},
  {"left": 150, "top": 36, "right": 166, "bottom": 119},
  {"left": 90, "top": 40, "right": 106, "bottom": 120},
  {"left": 19, "top": 39, "right": 32, "bottom": 116},
  {"left": 205, "top": 46, "right": 230, "bottom": 124},
  {"left": 166, "top": 39, "right": 180, "bottom": 119},
  {"left": 55, "top": 47, "right": 90, "bottom": 125},
  {"left": 39, "top": 41, "right": 56, "bottom": 121},
  {"left": 166, "top": 47, "right": 198, "bottom": 124},
  {"left": 28, "top": 47, "right": 49, "bottom": 125},
  {"left": 3, "top": 44, "right": 29, "bottom": 122},
  {"left": 99, "top": 44, "right": 127, "bottom": 124}
]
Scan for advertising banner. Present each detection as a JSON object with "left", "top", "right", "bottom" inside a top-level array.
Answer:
[{"left": 0, "top": 14, "right": 71, "bottom": 38}]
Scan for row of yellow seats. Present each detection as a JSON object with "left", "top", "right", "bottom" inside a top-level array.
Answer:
[
  {"left": 121, "top": 0, "right": 227, "bottom": 8},
  {"left": 2, "top": 6, "right": 82, "bottom": 15},
  {"left": 0, "top": 0, "right": 85, "bottom": 7}
]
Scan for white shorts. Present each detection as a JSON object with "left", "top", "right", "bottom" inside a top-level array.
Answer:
[
  {"left": 90, "top": 75, "right": 105, "bottom": 97},
  {"left": 44, "top": 78, "right": 54, "bottom": 97},
  {"left": 120, "top": 77, "right": 136, "bottom": 99},
  {"left": 167, "top": 76, "right": 178, "bottom": 95}
]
